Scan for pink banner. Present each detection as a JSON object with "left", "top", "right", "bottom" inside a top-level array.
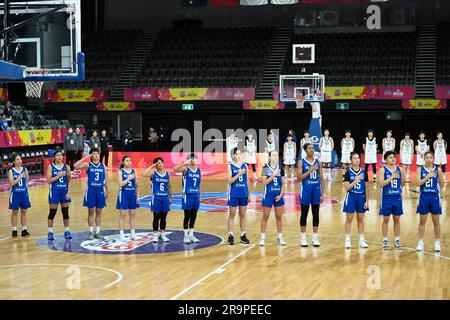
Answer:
[
  {"left": 123, "top": 88, "right": 255, "bottom": 101},
  {"left": 436, "top": 86, "right": 450, "bottom": 99},
  {"left": 376, "top": 86, "right": 415, "bottom": 99},
  {"left": 0, "top": 128, "right": 84, "bottom": 148}
]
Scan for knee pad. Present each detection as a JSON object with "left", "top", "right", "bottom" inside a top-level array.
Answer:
[
  {"left": 62, "top": 207, "right": 70, "bottom": 220},
  {"left": 48, "top": 208, "right": 57, "bottom": 220}
]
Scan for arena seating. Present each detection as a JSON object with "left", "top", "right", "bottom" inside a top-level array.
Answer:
[
  {"left": 437, "top": 23, "right": 450, "bottom": 85},
  {"left": 57, "top": 30, "right": 141, "bottom": 90},
  {"left": 133, "top": 27, "right": 274, "bottom": 88},
  {"left": 282, "top": 31, "right": 416, "bottom": 86}
]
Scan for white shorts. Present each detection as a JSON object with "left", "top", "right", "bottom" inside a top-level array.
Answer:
[
  {"left": 364, "top": 152, "right": 377, "bottom": 164},
  {"left": 400, "top": 153, "right": 412, "bottom": 165},
  {"left": 320, "top": 151, "right": 332, "bottom": 163},
  {"left": 416, "top": 154, "right": 425, "bottom": 166},
  {"left": 341, "top": 152, "right": 351, "bottom": 164},
  {"left": 284, "top": 157, "right": 296, "bottom": 166},
  {"left": 434, "top": 154, "right": 447, "bottom": 165},
  {"left": 245, "top": 152, "right": 256, "bottom": 164}
]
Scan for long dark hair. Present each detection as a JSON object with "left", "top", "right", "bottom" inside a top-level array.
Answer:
[
  {"left": 53, "top": 147, "right": 63, "bottom": 163},
  {"left": 120, "top": 155, "right": 131, "bottom": 169}
]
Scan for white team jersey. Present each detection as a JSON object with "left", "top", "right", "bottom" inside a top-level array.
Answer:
[
  {"left": 365, "top": 137, "right": 377, "bottom": 154},
  {"left": 383, "top": 138, "right": 394, "bottom": 152},
  {"left": 435, "top": 140, "right": 447, "bottom": 156},
  {"left": 417, "top": 139, "right": 428, "bottom": 154},
  {"left": 264, "top": 139, "right": 276, "bottom": 164},
  {"left": 400, "top": 139, "right": 413, "bottom": 165},
  {"left": 401, "top": 139, "right": 412, "bottom": 154},
  {"left": 226, "top": 136, "right": 239, "bottom": 162},
  {"left": 320, "top": 137, "right": 333, "bottom": 152},
  {"left": 245, "top": 139, "right": 256, "bottom": 164},
  {"left": 341, "top": 138, "right": 354, "bottom": 153},
  {"left": 246, "top": 139, "right": 256, "bottom": 153},
  {"left": 284, "top": 141, "right": 296, "bottom": 165}
]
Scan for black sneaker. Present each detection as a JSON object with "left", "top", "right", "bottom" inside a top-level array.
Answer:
[
  {"left": 21, "top": 229, "right": 31, "bottom": 237},
  {"left": 240, "top": 234, "right": 250, "bottom": 244},
  {"left": 227, "top": 234, "right": 234, "bottom": 245},
  {"left": 12, "top": 230, "right": 18, "bottom": 238}
]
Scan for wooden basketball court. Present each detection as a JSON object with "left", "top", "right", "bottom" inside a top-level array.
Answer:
[{"left": 0, "top": 168, "right": 448, "bottom": 300}]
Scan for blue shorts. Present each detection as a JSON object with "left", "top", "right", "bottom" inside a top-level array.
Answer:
[
  {"left": 9, "top": 192, "right": 31, "bottom": 210},
  {"left": 342, "top": 192, "right": 367, "bottom": 214},
  {"left": 227, "top": 196, "right": 249, "bottom": 207},
  {"left": 83, "top": 188, "right": 106, "bottom": 209},
  {"left": 182, "top": 193, "right": 200, "bottom": 210},
  {"left": 262, "top": 193, "right": 285, "bottom": 208},
  {"left": 49, "top": 189, "right": 71, "bottom": 205},
  {"left": 300, "top": 184, "right": 321, "bottom": 206},
  {"left": 379, "top": 195, "right": 403, "bottom": 216},
  {"left": 151, "top": 195, "right": 170, "bottom": 212},
  {"left": 417, "top": 193, "right": 442, "bottom": 215},
  {"left": 116, "top": 190, "right": 139, "bottom": 210}
]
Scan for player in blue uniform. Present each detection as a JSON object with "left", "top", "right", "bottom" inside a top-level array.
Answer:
[
  {"left": 227, "top": 148, "right": 251, "bottom": 245},
  {"left": 173, "top": 153, "right": 202, "bottom": 244},
  {"left": 116, "top": 155, "right": 140, "bottom": 241},
  {"left": 414, "top": 151, "right": 444, "bottom": 252},
  {"left": 143, "top": 157, "right": 173, "bottom": 243},
  {"left": 377, "top": 151, "right": 406, "bottom": 250},
  {"left": 343, "top": 152, "right": 369, "bottom": 249},
  {"left": 46, "top": 147, "right": 72, "bottom": 241},
  {"left": 297, "top": 143, "right": 325, "bottom": 247},
  {"left": 74, "top": 148, "right": 109, "bottom": 240},
  {"left": 259, "top": 150, "right": 286, "bottom": 246},
  {"left": 8, "top": 153, "right": 31, "bottom": 238}
]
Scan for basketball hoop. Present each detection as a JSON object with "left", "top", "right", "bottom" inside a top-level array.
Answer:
[
  {"left": 24, "top": 69, "right": 49, "bottom": 98},
  {"left": 295, "top": 96, "right": 305, "bottom": 109}
]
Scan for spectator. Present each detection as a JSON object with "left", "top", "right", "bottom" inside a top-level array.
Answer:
[
  {"left": 100, "top": 129, "right": 110, "bottom": 168},
  {"left": 108, "top": 126, "right": 116, "bottom": 140},
  {"left": 89, "top": 130, "right": 101, "bottom": 150},
  {"left": 75, "top": 127, "right": 84, "bottom": 161},
  {"left": 64, "top": 127, "right": 77, "bottom": 172},
  {"left": 121, "top": 129, "right": 134, "bottom": 151},
  {"left": 148, "top": 127, "right": 159, "bottom": 151}
]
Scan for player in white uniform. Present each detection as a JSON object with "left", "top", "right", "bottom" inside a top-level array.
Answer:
[
  {"left": 283, "top": 134, "right": 297, "bottom": 181},
  {"left": 382, "top": 130, "right": 395, "bottom": 164},
  {"left": 363, "top": 129, "right": 378, "bottom": 182},
  {"left": 319, "top": 129, "right": 334, "bottom": 182},
  {"left": 244, "top": 133, "right": 258, "bottom": 181},
  {"left": 226, "top": 131, "right": 239, "bottom": 164},
  {"left": 264, "top": 133, "right": 276, "bottom": 165},
  {"left": 341, "top": 130, "right": 355, "bottom": 179},
  {"left": 433, "top": 132, "right": 447, "bottom": 183},
  {"left": 415, "top": 131, "right": 429, "bottom": 167},
  {"left": 399, "top": 132, "right": 414, "bottom": 182},
  {"left": 300, "top": 130, "right": 312, "bottom": 160}
]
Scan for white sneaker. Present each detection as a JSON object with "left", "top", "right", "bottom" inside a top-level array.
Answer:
[
  {"left": 119, "top": 234, "right": 126, "bottom": 242},
  {"left": 382, "top": 239, "right": 389, "bottom": 250},
  {"left": 152, "top": 234, "right": 159, "bottom": 243},
  {"left": 300, "top": 234, "right": 308, "bottom": 247},
  {"left": 312, "top": 234, "right": 320, "bottom": 247},
  {"left": 416, "top": 240, "right": 424, "bottom": 252},
  {"left": 277, "top": 237, "right": 286, "bottom": 246},
  {"left": 258, "top": 237, "right": 265, "bottom": 246},
  {"left": 435, "top": 240, "right": 441, "bottom": 252},
  {"left": 189, "top": 235, "right": 199, "bottom": 243},
  {"left": 183, "top": 235, "right": 191, "bottom": 244},
  {"left": 359, "top": 239, "right": 369, "bottom": 248},
  {"left": 345, "top": 238, "right": 352, "bottom": 249},
  {"left": 160, "top": 233, "right": 170, "bottom": 242},
  {"left": 130, "top": 233, "right": 138, "bottom": 241}
]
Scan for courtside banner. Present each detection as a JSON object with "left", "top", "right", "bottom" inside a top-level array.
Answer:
[
  {"left": 243, "top": 100, "right": 285, "bottom": 110},
  {"left": 0, "top": 128, "right": 74, "bottom": 148},
  {"left": 45, "top": 89, "right": 107, "bottom": 102},
  {"left": 0, "top": 87, "right": 8, "bottom": 100},
  {"left": 376, "top": 86, "right": 415, "bottom": 99},
  {"left": 150, "top": 88, "right": 255, "bottom": 101},
  {"left": 435, "top": 86, "right": 450, "bottom": 99},
  {"left": 325, "top": 86, "right": 378, "bottom": 100},
  {"left": 123, "top": 88, "right": 159, "bottom": 101},
  {"left": 97, "top": 101, "right": 136, "bottom": 111},
  {"left": 402, "top": 99, "right": 447, "bottom": 110}
]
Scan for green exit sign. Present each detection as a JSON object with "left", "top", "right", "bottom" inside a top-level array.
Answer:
[
  {"left": 182, "top": 104, "right": 194, "bottom": 111},
  {"left": 336, "top": 102, "right": 349, "bottom": 110}
]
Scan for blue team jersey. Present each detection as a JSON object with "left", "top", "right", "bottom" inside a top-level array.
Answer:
[
  {"left": 301, "top": 158, "right": 321, "bottom": 187},
  {"left": 152, "top": 170, "right": 170, "bottom": 197},
  {"left": 182, "top": 166, "right": 201, "bottom": 194},
  {"left": 262, "top": 164, "right": 284, "bottom": 195},
  {"left": 420, "top": 166, "right": 440, "bottom": 194},
  {"left": 346, "top": 168, "right": 367, "bottom": 194},
  {"left": 10, "top": 167, "right": 28, "bottom": 193},
  {"left": 51, "top": 163, "right": 68, "bottom": 191},
  {"left": 120, "top": 168, "right": 136, "bottom": 192},
  {"left": 87, "top": 162, "right": 106, "bottom": 188},
  {"left": 229, "top": 163, "right": 248, "bottom": 198},
  {"left": 382, "top": 166, "right": 402, "bottom": 196}
]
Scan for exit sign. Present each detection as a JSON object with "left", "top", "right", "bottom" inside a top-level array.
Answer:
[
  {"left": 336, "top": 102, "right": 349, "bottom": 110},
  {"left": 182, "top": 104, "right": 194, "bottom": 110}
]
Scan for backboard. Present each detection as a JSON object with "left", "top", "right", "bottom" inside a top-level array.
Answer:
[{"left": 279, "top": 74, "right": 326, "bottom": 103}]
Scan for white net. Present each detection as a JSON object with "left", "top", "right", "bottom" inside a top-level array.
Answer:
[{"left": 25, "top": 81, "right": 44, "bottom": 98}]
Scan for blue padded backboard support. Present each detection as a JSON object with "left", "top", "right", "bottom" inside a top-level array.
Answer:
[{"left": 0, "top": 59, "right": 25, "bottom": 80}]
